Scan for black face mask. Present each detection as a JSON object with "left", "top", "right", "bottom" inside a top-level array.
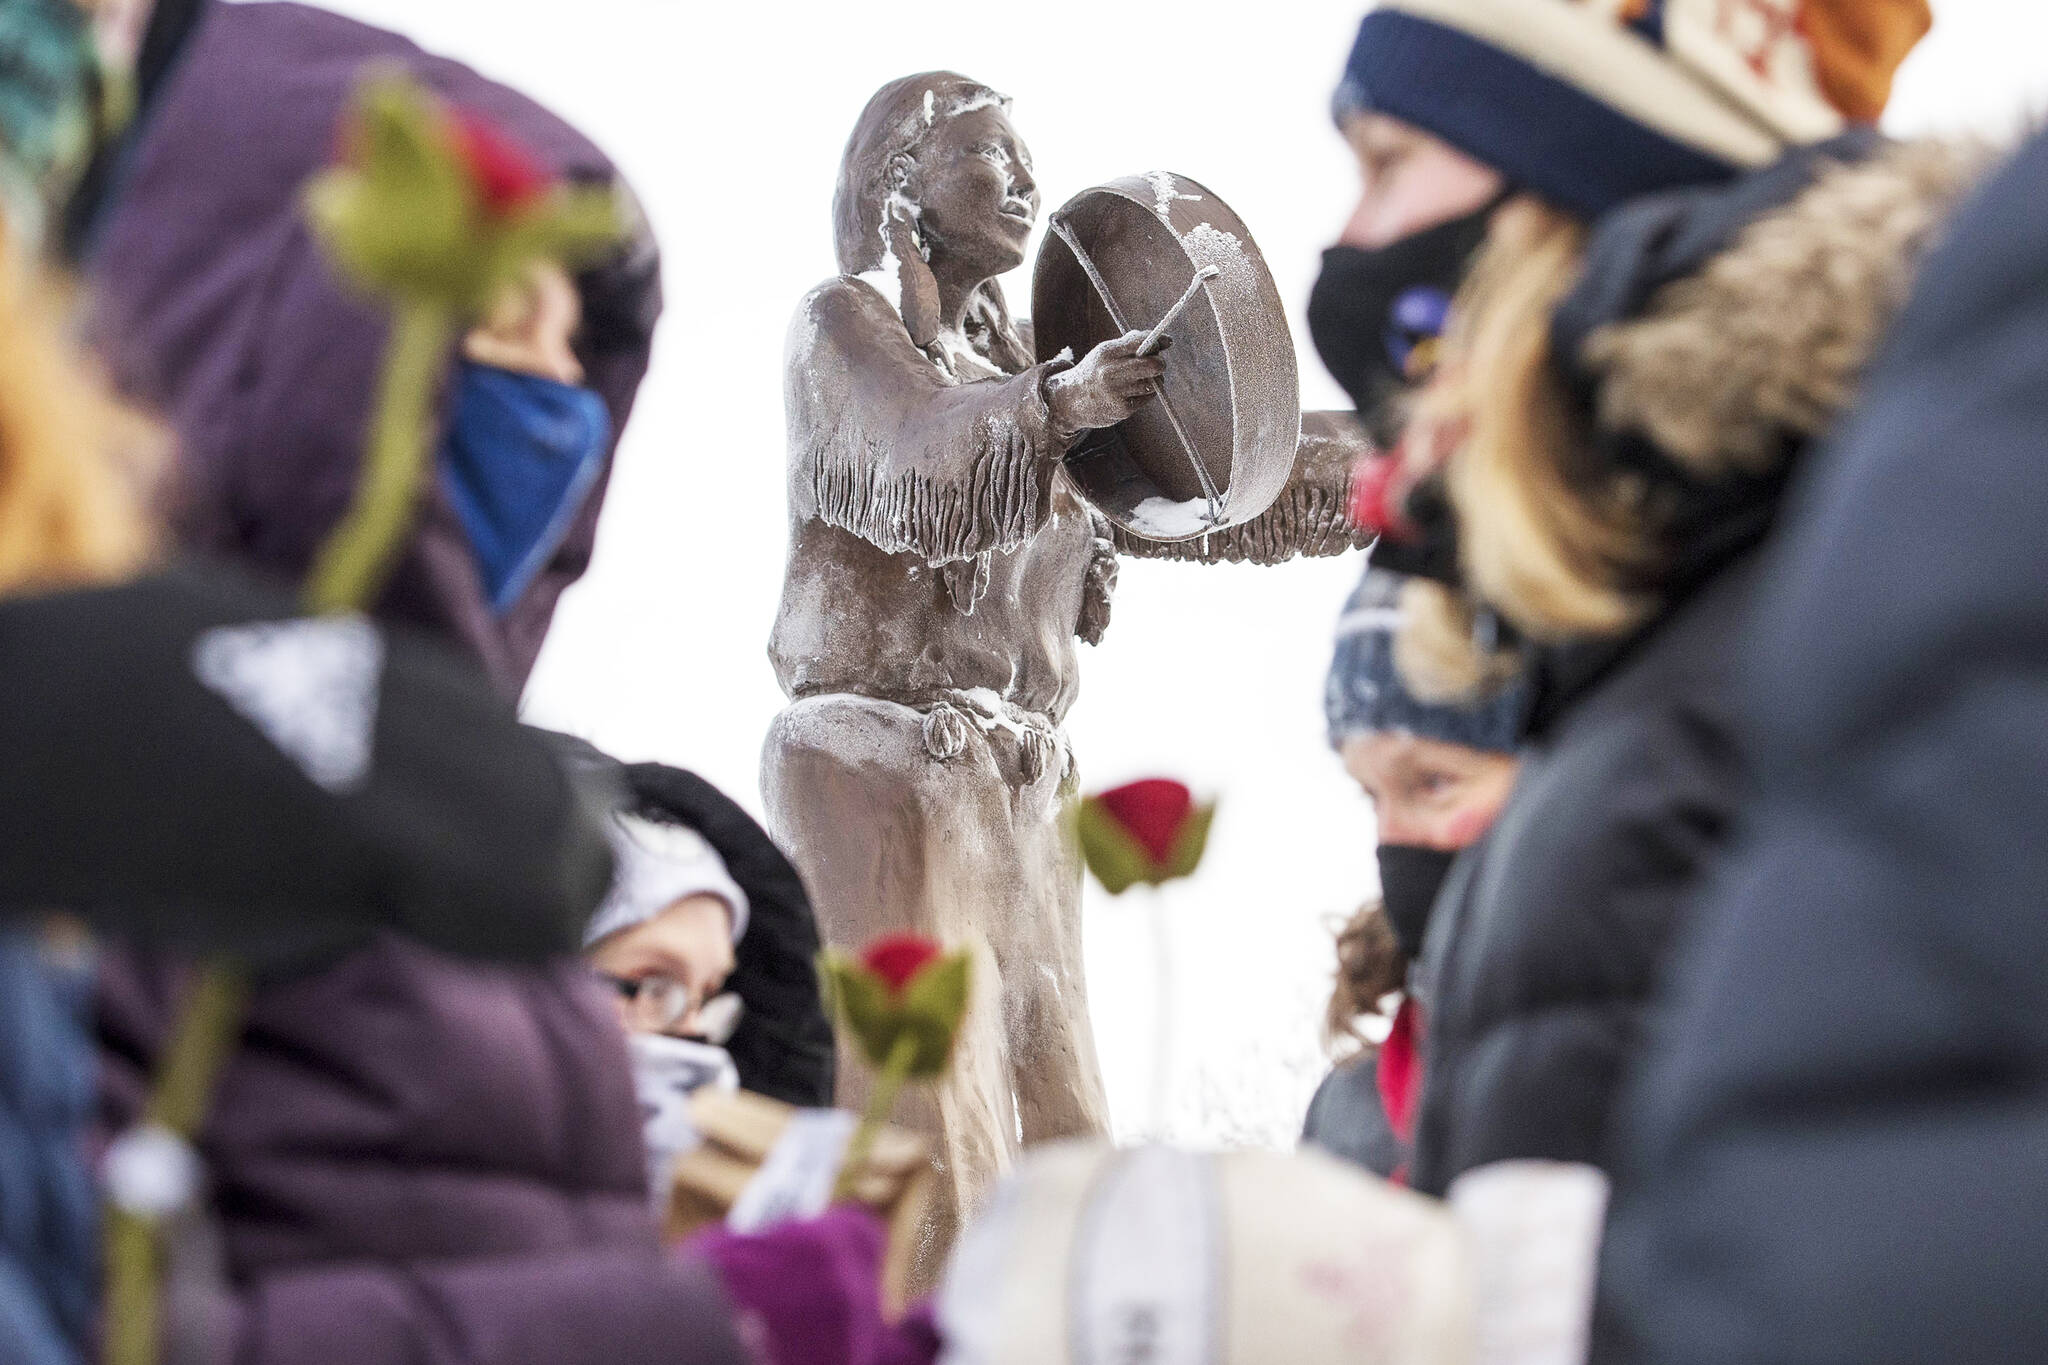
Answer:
[
  {"left": 1307, "top": 199, "right": 1500, "bottom": 449},
  {"left": 1376, "top": 844, "right": 1459, "bottom": 963}
]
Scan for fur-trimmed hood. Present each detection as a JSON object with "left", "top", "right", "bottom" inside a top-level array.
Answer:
[
  {"left": 1523, "top": 134, "right": 1995, "bottom": 733},
  {"left": 1555, "top": 133, "right": 1994, "bottom": 482}
]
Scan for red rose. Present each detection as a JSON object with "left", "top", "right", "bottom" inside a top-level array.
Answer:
[
  {"left": 1078, "top": 780, "right": 1215, "bottom": 895},
  {"left": 860, "top": 934, "right": 944, "bottom": 995},
  {"left": 1096, "top": 779, "right": 1194, "bottom": 863},
  {"left": 450, "top": 110, "right": 551, "bottom": 216}
]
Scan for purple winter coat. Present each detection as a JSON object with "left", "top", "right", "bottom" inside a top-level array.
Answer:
[
  {"left": 84, "top": 0, "right": 662, "bottom": 696},
  {"left": 99, "top": 937, "right": 749, "bottom": 1365}
]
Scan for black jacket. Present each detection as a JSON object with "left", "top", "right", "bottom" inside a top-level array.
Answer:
[
  {"left": 1408, "top": 544, "right": 1762, "bottom": 1196},
  {"left": 1592, "top": 131, "right": 2048, "bottom": 1365},
  {"left": 1302, "top": 1054, "right": 1405, "bottom": 1178}
]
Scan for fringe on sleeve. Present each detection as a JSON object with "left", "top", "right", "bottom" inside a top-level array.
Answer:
[
  {"left": 1114, "top": 411, "right": 1373, "bottom": 565},
  {"left": 787, "top": 279, "right": 1068, "bottom": 565}
]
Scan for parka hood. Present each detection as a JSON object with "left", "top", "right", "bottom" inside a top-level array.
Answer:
[
  {"left": 1556, "top": 133, "right": 1993, "bottom": 486},
  {"left": 1527, "top": 135, "right": 1991, "bottom": 735}
]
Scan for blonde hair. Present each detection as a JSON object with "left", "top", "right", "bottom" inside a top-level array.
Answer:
[
  {"left": 0, "top": 236, "right": 153, "bottom": 595},
  {"left": 1399, "top": 199, "right": 1647, "bottom": 695}
]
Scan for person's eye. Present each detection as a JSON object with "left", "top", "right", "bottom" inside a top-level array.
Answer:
[
  {"left": 1364, "top": 143, "right": 1409, "bottom": 183},
  {"left": 1414, "top": 771, "right": 1459, "bottom": 800}
]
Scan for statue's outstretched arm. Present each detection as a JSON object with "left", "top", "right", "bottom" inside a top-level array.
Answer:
[
  {"left": 1112, "top": 411, "right": 1373, "bottom": 565},
  {"left": 786, "top": 278, "right": 1075, "bottom": 565}
]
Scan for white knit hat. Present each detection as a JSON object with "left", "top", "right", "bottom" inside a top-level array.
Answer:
[
  {"left": 936, "top": 1142, "right": 1474, "bottom": 1365},
  {"left": 584, "top": 813, "right": 750, "bottom": 948}
]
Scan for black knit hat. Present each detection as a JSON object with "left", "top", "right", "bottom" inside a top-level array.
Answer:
[{"left": 0, "top": 562, "right": 613, "bottom": 970}]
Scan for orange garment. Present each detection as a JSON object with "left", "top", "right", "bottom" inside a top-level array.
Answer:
[{"left": 1800, "top": 0, "right": 1934, "bottom": 121}]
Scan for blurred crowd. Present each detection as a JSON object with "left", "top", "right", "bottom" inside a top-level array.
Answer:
[{"left": 1, "top": 0, "right": 2043, "bottom": 1363}]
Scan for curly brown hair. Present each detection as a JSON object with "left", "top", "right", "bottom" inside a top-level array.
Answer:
[{"left": 1324, "top": 899, "right": 1406, "bottom": 1056}]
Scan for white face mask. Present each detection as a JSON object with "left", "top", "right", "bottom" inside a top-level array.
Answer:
[{"left": 628, "top": 1032, "right": 738, "bottom": 1204}]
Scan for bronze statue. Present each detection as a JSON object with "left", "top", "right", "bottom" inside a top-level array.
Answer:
[{"left": 764, "top": 72, "right": 1367, "bottom": 1284}]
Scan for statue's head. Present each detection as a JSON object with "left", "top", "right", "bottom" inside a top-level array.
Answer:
[{"left": 833, "top": 72, "right": 1037, "bottom": 282}]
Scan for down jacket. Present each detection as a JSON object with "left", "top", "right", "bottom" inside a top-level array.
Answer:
[
  {"left": 79, "top": 0, "right": 661, "bottom": 696},
  {"left": 1407, "top": 137, "right": 1983, "bottom": 1197},
  {"left": 0, "top": 560, "right": 624, "bottom": 1364},
  {"left": 99, "top": 939, "right": 749, "bottom": 1365},
  {"left": 1591, "top": 131, "right": 2048, "bottom": 1365}
]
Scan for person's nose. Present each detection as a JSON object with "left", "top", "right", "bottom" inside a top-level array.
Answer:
[{"left": 1338, "top": 190, "right": 1380, "bottom": 248}]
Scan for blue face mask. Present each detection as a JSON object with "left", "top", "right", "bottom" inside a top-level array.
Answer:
[{"left": 439, "top": 362, "right": 612, "bottom": 617}]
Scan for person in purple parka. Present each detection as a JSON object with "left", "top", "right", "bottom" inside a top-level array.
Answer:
[{"left": 69, "top": 0, "right": 661, "bottom": 697}]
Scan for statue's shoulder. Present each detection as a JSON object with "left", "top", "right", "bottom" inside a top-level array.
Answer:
[
  {"left": 797, "top": 274, "right": 902, "bottom": 328},
  {"left": 790, "top": 275, "right": 910, "bottom": 363}
]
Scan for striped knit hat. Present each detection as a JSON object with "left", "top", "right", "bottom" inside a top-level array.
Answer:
[
  {"left": 1335, "top": 0, "right": 1931, "bottom": 219},
  {"left": 1326, "top": 566, "right": 1528, "bottom": 754}
]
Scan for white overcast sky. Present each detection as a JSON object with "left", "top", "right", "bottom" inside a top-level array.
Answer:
[{"left": 264, "top": 0, "right": 2048, "bottom": 1145}]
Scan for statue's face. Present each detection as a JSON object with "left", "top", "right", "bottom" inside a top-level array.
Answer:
[{"left": 916, "top": 105, "right": 1038, "bottom": 279}]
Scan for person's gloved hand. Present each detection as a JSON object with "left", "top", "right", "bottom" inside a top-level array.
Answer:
[{"left": 688, "top": 1206, "right": 940, "bottom": 1365}]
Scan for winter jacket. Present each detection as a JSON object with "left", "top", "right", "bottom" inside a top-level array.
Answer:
[
  {"left": 99, "top": 937, "right": 749, "bottom": 1365},
  {"left": 1406, "top": 136, "right": 1982, "bottom": 1199},
  {"left": 78, "top": 0, "right": 661, "bottom": 696},
  {"left": 0, "top": 559, "right": 621, "bottom": 1364},
  {"left": 1409, "top": 545, "right": 1765, "bottom": 1195},
  {"left": 1302, "top": 1055, "right": 1404, "bottom": 1178},
  {"left": 0, "top": 932, "right": 95, "bottom": 1365},
  {"left": 1589, "top": 132, "right": 2048, "bottom": 1365}
]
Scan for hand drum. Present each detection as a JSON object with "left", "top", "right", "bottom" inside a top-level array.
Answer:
[{"left": 1033, "top": 172, "right": 1300, "bottom": 542}]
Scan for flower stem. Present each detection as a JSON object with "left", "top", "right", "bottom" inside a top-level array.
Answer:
[
  {"left": 835, "top": 1032, "right": 919, "bottom": 1203},
  {"left": 1149, "top": 885, "right": 1174, "bottom": 1140},
  {"left": 105, "top": 963, "right": 248, "bottom": 1365},
  {"left": 304, "top": 298, "right": 456, "bottom": 613}
]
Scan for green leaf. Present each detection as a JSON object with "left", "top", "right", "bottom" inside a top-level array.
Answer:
[
  {"left": 896, "top": 951, "right": 971, "bottom": 1078},
  {"left": 1158, "top": 801, "right": 1216, "bottom": 883},
  {"left": 1075, "top": 796, "right": 1154, "bottom": 895},
  {"left": 305, "top": 75, "right": 479, "bottom": 303},
  {"left": 304, "top": 75, "right": 623, "bottom": 319},
  {"left": 818, "top": 951, "right": 900, "bottom": 1068}
]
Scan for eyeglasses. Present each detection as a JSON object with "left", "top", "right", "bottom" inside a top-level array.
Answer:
[{"left": 606, "top": 973, "right": 744, "bottom": 1045}]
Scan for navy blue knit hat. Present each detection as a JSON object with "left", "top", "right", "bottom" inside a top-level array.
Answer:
[
  {"left": 1333, "top": 0, "right": 1885, "bottom": 221},
  {"left": 1325, "top": 565, "right": 1527, "bottom": 754}
]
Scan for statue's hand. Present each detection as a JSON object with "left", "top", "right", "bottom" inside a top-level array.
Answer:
[
  {"left": 1077, "top": 518, "right": 1117, "bottom": 647},
  {"left": 1046, "top": 331, "right": 1169, "bottom": 444}
]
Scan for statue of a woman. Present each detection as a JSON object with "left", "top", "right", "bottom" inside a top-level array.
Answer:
[{"left": 765, "top": 72, "right": 1366, "bottom": 1281}]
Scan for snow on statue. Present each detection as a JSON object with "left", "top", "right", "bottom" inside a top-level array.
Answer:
[{"left": 763, "top": 71, "right": 1369, "bottom": 1286}]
